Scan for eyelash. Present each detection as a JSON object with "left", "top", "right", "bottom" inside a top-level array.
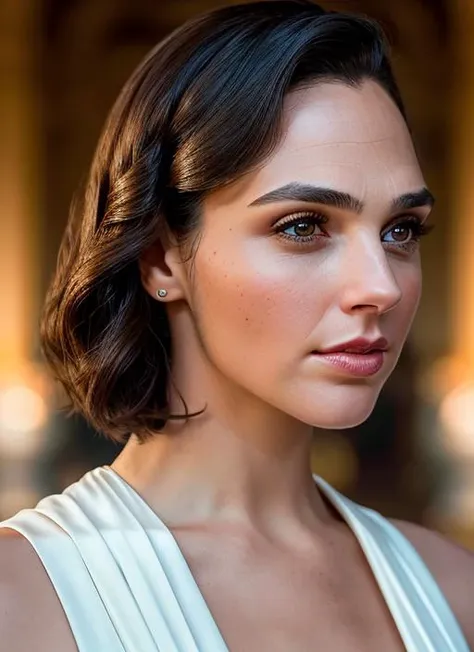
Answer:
[{"left": 274, "top": 211, "right": 434, "bottom": 250}]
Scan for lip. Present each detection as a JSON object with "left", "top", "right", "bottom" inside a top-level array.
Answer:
[
  {"left": 312, "top": 351, "right": 385, "bottom": 377},
  {"left": 311, "top": 336, "right": 389, "bottom": 377},
  {"left": 316, "top": 336, "right": 389, "bottom": 355}
]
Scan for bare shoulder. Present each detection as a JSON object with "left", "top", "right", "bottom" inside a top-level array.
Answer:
[
  {"left": 0, "top": 527, "right": 78, "bottom": 652},
  {"left": 391, "top": 518, "right": 474, "bottom": 646}
]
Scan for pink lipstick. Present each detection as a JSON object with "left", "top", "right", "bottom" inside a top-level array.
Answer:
[{"left": 312, "top": 336, "right": 388, "bottom": 377}]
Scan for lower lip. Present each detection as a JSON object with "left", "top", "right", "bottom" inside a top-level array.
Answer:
[{"left": 311, "top": 351, "right": 385, "bottom": 377}]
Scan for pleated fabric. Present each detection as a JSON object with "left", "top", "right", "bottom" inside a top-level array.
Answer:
[{"left": 0, "top": 466, "right": 469, "bottom": 651}]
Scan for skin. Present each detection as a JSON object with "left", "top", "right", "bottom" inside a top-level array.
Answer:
[
  {"left": 115, "top": 80, "right": 430, "bottom": 535},
  {"left": 1, "top": 79, "right": 473, "bottom": 651}
]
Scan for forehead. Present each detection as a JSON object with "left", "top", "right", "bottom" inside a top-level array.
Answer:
[{"left": 241, "top": 80, "right": 424, "bottom": 203}]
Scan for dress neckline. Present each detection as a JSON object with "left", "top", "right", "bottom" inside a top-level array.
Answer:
[{"left": 100, "top": 465, "right": 403, "bottom": 650}]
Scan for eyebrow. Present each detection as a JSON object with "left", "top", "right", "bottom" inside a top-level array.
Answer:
[{"left": 247, "top": 182, "right": 435, "bottom": 213}]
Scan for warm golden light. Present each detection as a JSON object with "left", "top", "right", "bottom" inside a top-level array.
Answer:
[
  {"left": 419, "top": 355, "right": 470, "bottom": 403},
  {"left": 0, "top": 0, "right": 40, "bottom": 373},
  {"left": 0, "top": 381, "right": 48, "bottom": 458},
  {"left": 451, "top": 0, "right": 474, "bottom": 373},
  {"left": 439, "top": 381, "right": 474, "bottom": 457},
  {"left": 0, "top": 384, "right": 47, "bottom": 432}
]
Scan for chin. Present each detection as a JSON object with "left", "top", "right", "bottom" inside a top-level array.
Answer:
[
  {"left": 310, "top": 406, "right": 376, "bottom": 430},
  {"left": 286, "top": 381, "right": 384, "bottom": 430}
]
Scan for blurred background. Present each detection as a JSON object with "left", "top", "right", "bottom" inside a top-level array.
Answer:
[{"left": 0, "top": 0, "right": 473, "bottom": 547}]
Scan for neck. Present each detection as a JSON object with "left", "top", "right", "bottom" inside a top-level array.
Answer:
[
  {"left": 111, "top": 305, "right": 336, "bottom": 542},
  {"left": 111, "top": 409, "right": 334, "bottom": 544}
]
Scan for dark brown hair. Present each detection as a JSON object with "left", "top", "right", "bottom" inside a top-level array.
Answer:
[{"left": 40, "top": 0, "right": 406, "bottom": 442}]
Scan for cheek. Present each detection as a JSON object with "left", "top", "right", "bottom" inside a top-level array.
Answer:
[
  {"left": 192, "top": 244, "right": 326, "bottom": 361},
  {"left": 393, "top": 261, "right": 422, "bottom": 328},
  {"left": 403, "top": 261, "right": 422, "bottom": 301}
]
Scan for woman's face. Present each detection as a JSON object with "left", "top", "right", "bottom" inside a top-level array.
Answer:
[{"left": 185, "top": 80, "right": 433, "bottom": 429}]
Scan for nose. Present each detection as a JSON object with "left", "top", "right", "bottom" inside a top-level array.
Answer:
[{"left": 338, "top": 232, "right": 403, "bottom": 316}]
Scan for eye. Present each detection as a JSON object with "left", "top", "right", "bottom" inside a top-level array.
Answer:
[
  {"left": 275, "top": 212, "right": 328, "bottom": 244},
  {"left": 382, "top": 216, "right": 432, "bottom": 247}
]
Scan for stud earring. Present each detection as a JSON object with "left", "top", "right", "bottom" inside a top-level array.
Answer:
[{"left": 156, "top": 288, "right": 168, "bottom": 299}]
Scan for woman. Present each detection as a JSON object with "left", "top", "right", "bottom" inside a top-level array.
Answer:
[{"left": 1, "top": 1, "right": 472, "bottom": 650}]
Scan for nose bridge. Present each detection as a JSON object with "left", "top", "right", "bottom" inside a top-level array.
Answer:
[{"left": 340, "top": 229, "right": 402, "bottom": 313}]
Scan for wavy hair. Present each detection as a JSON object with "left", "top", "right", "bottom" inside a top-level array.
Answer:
[{"left": 40, "top": 0, "right": 406, "bottom": 442}]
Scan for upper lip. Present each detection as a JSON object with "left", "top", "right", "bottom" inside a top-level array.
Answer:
[{"left": 316, "top": 336, "right": 389, "bottom": 354}]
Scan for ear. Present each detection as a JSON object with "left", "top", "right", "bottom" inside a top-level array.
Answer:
[{"left": 139, "top": 235, "right": 188, "bottom": 303}]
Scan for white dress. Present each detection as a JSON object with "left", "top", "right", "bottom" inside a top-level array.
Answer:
[{"left": 0, "top": 466, "right": 469, "bottom": 651}]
